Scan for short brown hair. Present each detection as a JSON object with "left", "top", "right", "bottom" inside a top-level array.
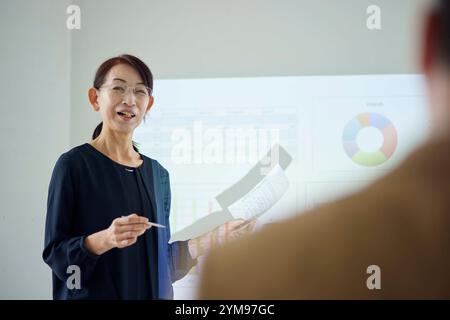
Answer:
[{"left": 435, "top": 0, "right": 450, "bottom": 67}]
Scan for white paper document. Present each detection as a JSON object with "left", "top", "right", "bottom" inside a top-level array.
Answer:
[
  {"left": 169, "top": 144, "right": 292, "bottom": 243},
  {"left": 227, "top": 164, "right": 289, "bottom": 220}
]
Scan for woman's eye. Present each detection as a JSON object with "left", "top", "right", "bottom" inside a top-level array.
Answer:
[
  {"left": 136, "top": 90, "right": 147, "bottom": 95},
  {"left": 113, "top": 86, "right": 125, "bottom": 92}
]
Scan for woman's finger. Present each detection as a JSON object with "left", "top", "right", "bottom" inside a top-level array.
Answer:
[
  {"left": 117, "top": 230, "right": 143, "bottom": 241},
  {"left": 116, "top": 214, "right": 148, "bottom": 225},
  {"left": 245, "top": 220, "right": 257, "bottom": 231},
  {"left": 229, "top": 220, "right": 256, "bottom": 237},
  {"left": 229, "top": 220, "right": 252, "bottom": 232},
  {"left": 118, "top": 237, "right": 137, "bottom": 248},
  {"left": 220, "top": 219, "right": 244, "bottom": 232},
  {"left": 118, "top": 223, "right": 151, "bottom": 233}
]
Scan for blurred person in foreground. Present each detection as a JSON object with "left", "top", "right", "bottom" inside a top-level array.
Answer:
[{"left": 199, "top": 0, "right": 450, "bottom": 299}]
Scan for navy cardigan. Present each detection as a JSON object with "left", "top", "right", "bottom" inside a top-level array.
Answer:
[{"left": 42, "top": 143, "right": 196, "bottom": 299}]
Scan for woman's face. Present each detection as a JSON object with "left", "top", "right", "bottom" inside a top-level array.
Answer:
[{"left": 89, "top": 63, "right": 153, "bottom": 136}]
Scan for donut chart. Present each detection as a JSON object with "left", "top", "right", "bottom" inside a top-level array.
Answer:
[{"left": 342, "top": 113, "right": 397, "bottom": 166}]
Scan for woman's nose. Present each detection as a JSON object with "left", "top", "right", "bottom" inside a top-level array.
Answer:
[{"left": 122, "top": 89, "right": 137, "bottom": 105}]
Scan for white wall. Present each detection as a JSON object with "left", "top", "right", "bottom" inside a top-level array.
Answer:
[
  {"left": 0, "top": 0, "right": 434, "bottom": 299},
  {"left": 0, "top": 0, "right": 71, "bottom": 299},
  {"left": 69, "top": 0, "right": 433, "bottom": 146}
]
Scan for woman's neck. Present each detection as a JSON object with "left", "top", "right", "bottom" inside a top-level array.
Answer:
[{"left": 91, "top": 128, "right": 139, "bottom": 163}]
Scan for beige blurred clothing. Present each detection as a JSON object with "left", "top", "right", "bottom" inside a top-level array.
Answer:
[{"left": 199, "top": 137, "right": 450, "bottom": 299}]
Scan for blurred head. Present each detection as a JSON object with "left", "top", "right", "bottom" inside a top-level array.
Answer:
[
  {"left": 422, "top": 0, "right": 450, "bottom": 137},
  {"left": 88, "top": 54, "right": 154, "bottom": 152}
]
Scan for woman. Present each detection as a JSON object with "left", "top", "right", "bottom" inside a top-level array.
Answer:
[{"left": 42, "top": 54, "right": 253, "bottom": 300}]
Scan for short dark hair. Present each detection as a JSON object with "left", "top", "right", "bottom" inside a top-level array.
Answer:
[
  {"left": 91, "top": 54, "right": 153, "bottom": 152},
  {"left": 435, "top": 0, "right": 450, "bottom": 67}
]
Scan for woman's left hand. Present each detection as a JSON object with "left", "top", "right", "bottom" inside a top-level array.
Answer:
[{"left": 188, "top": 219, "right": 257, "bottom": 260}]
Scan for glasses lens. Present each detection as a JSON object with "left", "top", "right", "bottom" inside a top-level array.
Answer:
[
  {"left": 103, "top": 83, "right": 151, "bottom": 99},
  {"left": 134, "top": 85, "right": 150, "bottom": 97},
  {"left": 111, "top": 84, "right": 126, "bottom": 95}
]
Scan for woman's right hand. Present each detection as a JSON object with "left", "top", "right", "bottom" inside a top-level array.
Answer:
[
  {"left": 84, "top": 213, "right": 152, "bottom": 255},
  {"left": 106, "top": 213, "right": 152, "bottom": 248}
]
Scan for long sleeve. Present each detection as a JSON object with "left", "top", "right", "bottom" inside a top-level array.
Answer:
[
  {"left": 169, "top": 239, "right": 197, "bottom": 282},
  {"left": 42, "top": 154, "right": 100, "bottom": 288},
  {"left": 161, "top": 169, "right": 197, "bottom": 282}
]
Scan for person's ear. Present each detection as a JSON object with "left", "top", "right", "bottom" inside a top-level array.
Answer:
[
  {"left": 145, "top": 95, "right": 154, "bottom": 114},
  {"left": 88, "top": 88, "right": 100, "bottom": 111},
  {"left": 421, "top": 10, "right": 440, "bottom": 76}
]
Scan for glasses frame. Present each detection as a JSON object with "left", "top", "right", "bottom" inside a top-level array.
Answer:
[{"left": 99, "top": 82, "right": 153, "bottom": 99}]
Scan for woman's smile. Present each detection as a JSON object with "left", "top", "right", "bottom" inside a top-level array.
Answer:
[{"left": 116, "top": 110, "right": 136, "bottom": 121}]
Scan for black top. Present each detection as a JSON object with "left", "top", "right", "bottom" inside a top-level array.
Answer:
[
  {"left": 43, "top": 143, "right": 161, "bottom": 299},
  {"left": 109, "top": 155, "right": 157, "bottom": 299}
]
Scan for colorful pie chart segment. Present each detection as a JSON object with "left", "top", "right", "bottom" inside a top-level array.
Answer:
[{"left": 342, "top": 113, "right": 397, "bottom": 167}]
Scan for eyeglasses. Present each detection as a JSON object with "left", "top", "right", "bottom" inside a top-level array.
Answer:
[{"left": 99, "top": 82, "right": 152, "bottom": 99}]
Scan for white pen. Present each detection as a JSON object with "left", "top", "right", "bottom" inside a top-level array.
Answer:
[
  {"left": 121, "top": 215, "right": 166, "bottom": 228},
  {"left": 148, "top": 222, "right": 166, "bottom": 228}
]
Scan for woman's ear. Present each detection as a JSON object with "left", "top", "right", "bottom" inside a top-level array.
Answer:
[
  {"left": 146, "top": 95, "right": 154, "bottom": 114},
  {"left": 88, "top": 88, "right": 100, "bottom": 111}
]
